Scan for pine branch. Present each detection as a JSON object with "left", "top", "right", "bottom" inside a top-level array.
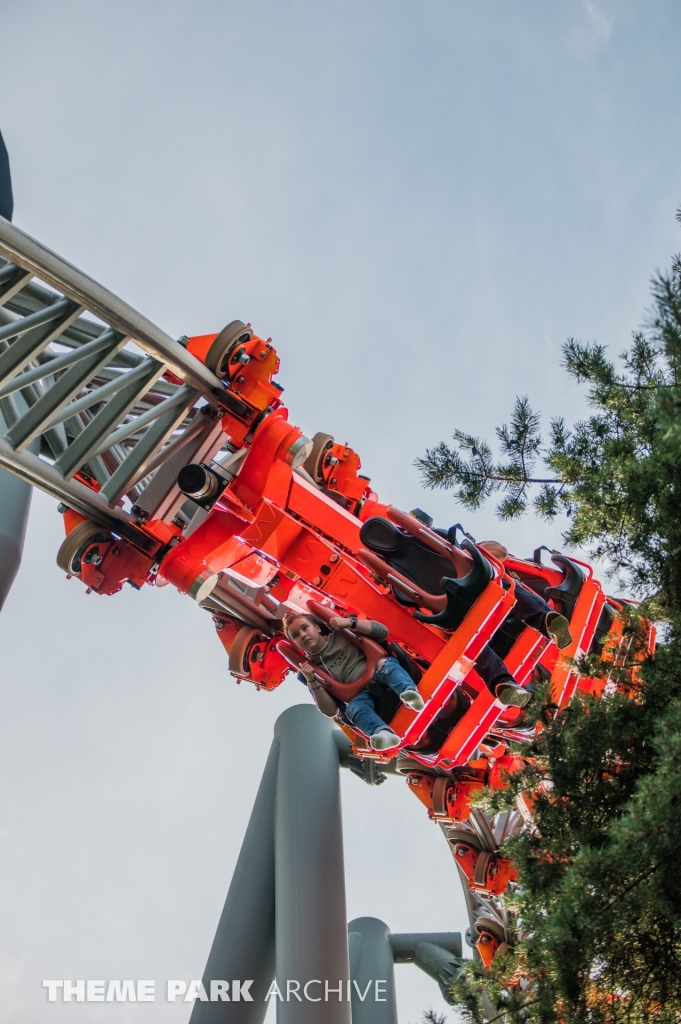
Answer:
[{"left": 415, "top": 396, "right": 561, "bottom": 518}]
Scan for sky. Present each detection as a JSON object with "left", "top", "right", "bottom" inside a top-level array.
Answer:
[{"left": 0, "top": 1, "right": 680, "bottom": 1021}]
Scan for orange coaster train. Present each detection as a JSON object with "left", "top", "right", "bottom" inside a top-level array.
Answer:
[{"left": 57, "top": 321, "right": 656, "bottom": 970}]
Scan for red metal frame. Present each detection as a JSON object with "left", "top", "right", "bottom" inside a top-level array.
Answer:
[{"left": 58, "top": 324, "right": 653, "bottom": 767}]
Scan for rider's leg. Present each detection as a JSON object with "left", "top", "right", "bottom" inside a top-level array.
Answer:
[
  {"left": 512, "top": 582, "right": 572, "bottom": 649},
  {"left": 344, "top": 689, "right": 390, "bottom": 737},
  {"left": 373, "top": 657, "right": 425, "bottom": 710},
  {"left": 475, "top": 645, "right": 532, "bottom": 708},
  {"left": 345, "top": 688, "right": 402, "bottom": 750}
]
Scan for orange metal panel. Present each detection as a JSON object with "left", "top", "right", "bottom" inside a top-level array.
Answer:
[
  {"left": 390, "top": 580, "right": 515, "bottom": 746},
  {"left": 287, "top": 474, "right": 362, "bottom": 552},
  {"left": 550, "top": 578, "right": 604, "bottom": 707},
  {"left": 435, "top": 687, "right": 502, "bottom": 768}
]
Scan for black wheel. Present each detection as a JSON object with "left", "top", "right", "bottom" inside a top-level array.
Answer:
[
  {"left": 472, "top": 916, "right": 506, "bottom": 943},
  {"left": 56, "top": 521, "right": 110, "bottom": 576},
  {"left": 205, "top": 320, "right": 253, "bottom": 378},
  {"left": 228, "top": 626, "right": 266, "bottom": 678},
  {"left": 446, "top": 827, "right": 482, "bottom": 849},
  {"left": 303, "top": 431, "right": 334, "bottom": 483}
]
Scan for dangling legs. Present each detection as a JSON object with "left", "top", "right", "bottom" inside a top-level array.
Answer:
[
  {"left": 373, "top": 657, "right": 425, "bottom": 711},
  {"left": 512, "top": 582, "right": 572, "bottom": 649},
  {"left": 475, "top": 645, "right": 532, "bottom": 708},
  {"left": 345, "top": 687, "right": 403, "bottom": 751}
]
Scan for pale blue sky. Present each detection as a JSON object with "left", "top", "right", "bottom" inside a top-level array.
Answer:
[{"left": 1, "top": 2, "right": 680, "bottom": 1021}]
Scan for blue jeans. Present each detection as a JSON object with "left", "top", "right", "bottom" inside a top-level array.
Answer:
[{"left": 344, "top": 658, "right": 416, "bottom": 737}]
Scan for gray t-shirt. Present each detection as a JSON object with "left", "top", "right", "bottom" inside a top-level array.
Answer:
[{"left": 310, "top": 621, "right": 389, "bottom": 684}]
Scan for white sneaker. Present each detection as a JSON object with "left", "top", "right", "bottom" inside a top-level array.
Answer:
[
  {"left": 370, "top": 728, "right": 401, "bottom": 750},
  {"left": 400, "top": 688, "right": 425, "bottom": 712},
  {"left": 546, "top": 611, "right": 572, "bottom": 650},
  {"left": 495, "top": 683, "right": 532, "bottom": 708}
]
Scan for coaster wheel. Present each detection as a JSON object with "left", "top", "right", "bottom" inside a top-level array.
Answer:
[
  {"left": 446, "top": 827, "right": 482, "bottom": 849},
  {"left": 472, "top": 916, "right": 506, "bottom": 944},
  {"left": 56, "top": 521, "right": 111, "bottom": 576},
  {"left": 205, "top": 320, "right": 253, "bottom": 378},
  {"left": 303, "top": 431, "right": 335, "bottom": 483},
  {"left": 228, "top": 625, "right": 267, "bottom": 678}
]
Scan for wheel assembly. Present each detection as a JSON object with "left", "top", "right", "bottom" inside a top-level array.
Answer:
[
  {"left": 204, "top": 320, "right": 253, "bottom": 378},
  {"left": 56, "top": 521, "right": 111, "bottom": 576},
  {"left": 228, "top": 625, "right": 267, "bottom": 678},
  {"left": 303, "top": 431, "right": 334, "bottom": 483}
]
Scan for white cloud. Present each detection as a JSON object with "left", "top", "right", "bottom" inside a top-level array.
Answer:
[{"left": 568, "top": 0, "right": 613, "bottom": 55}]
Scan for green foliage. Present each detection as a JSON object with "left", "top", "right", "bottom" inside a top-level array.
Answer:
[
  {"left": 418, "top": 219, "right": 681, "bottom": 1022},
  {"left": 451, "top": 635, "right": 681, "bottom": 1024},
  {"left": 420, "top": 1010, "right": 448, "bottom": 1024},
  {"left": 415, "top": 248, "right": 681, "bottom": 609},
  {"left": 414, "top": 396, "right": 560, "bottom": 522}
]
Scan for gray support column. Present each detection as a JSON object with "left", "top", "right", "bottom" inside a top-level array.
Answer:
[
  {"left": 0, "top": 465, "right": 32, "bottom": 610},
  {"left": 411, "top": 942, "right": 463, "bottom": 1002},
  {"left": 348, "top": 918, "right": 398, "bottom": 1024},
  {"left": 189, "top": 738, "right": 279, "bottom": 1024},
  {"left": 0, "top": 135, "right": 30, "bottom": 611},
  {"left": 0, "top": 393, "right": 38, "bottom": 610},
  {"left": 274, "top": 705, "right": 351, "bottom": 1024},
  {"left": 390, "top": 932, "right": 462, "bottom": 1006},
  {"left": 0, "top": 130, "right": 12, "bottom": 222}
]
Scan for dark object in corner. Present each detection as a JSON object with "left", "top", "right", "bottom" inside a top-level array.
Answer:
[{"left": 0, "top": 131, "right": 13, "bottom": 222}]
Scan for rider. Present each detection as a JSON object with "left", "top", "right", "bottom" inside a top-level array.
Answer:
[
  {"left": 450, "top": 536, "right": 573, "bottom": 705},
  {"left": 283, "top": 611, "right": 424, "bottom": 751},
  {"left": 285, "top": 530, "right": 573, "bottom": 745},
  {"left": 478, "top": 539, "right": 573, "bottom": 648}
]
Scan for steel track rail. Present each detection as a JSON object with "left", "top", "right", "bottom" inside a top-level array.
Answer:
[
  {"left": 0, "top": 433, "right": 152, "bottom": 546},
  {"left": 0, "top": 217, "right": 225, "bottom": 398},
  {"left": 0, "top": 218, "right": 231, "bottom": 525}
]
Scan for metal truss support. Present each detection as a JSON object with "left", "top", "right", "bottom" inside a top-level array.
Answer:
[{"left": 0, "top": 218, "right": 232, "bottom": 554}]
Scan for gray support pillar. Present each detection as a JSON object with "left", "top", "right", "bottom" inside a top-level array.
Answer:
[
  {"left": 0, "top": 466, "right": 32, "bottom": 610},
  {"left": 274, "top": 705, "right": 351, "bottom": 1024},
  {"left": 0, "top": 130, "right": 28, "bottom": 612},
  {"left": 389, "top": 933, "right": 461, "bottom": 962},
  {"left": 0, "top": 389, "right": 39, "bottom": 613},
  {"left": 411, "top": 942, "right": 463, "bottom": 1002},
  {"left": 189, "top": 738, "right": 279, "bottom": 1024},
  {"left": 390, "top": 932, "right": 462, "bottom": 1006},
  {"left": 348, "top": 918, "right": 398, "bottom": 1024},
  {"left": 0, "top": 129, "right": 13, "bottom": 222}
]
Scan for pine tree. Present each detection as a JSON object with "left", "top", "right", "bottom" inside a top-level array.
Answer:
[
  {"left": 415, "top": 217, "right": 681, "bottom": 610},
  {"left": 416, "top": 215, "right": 681, "bottom": 1022}
]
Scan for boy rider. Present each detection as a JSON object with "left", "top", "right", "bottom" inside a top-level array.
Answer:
[{"left": 284, "top": 612, "right": 424, "bottom": 751}]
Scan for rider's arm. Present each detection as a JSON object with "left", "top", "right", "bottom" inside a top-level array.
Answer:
[
  {"left": 299, "top": 661, "right": 339, "bottom": 717},
  {"left": 328, "top": 615, "right": 389, "bottom": 640}
]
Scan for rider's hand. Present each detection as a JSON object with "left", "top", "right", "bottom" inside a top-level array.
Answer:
[
  {"left": 329, "top": 615, "right": 353, "bottom": 631},
  {"left": 300, "top": 661, "right": 317, "bottom": 682}
]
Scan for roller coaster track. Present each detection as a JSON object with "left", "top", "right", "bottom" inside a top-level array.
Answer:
[{"left": 0, "top": 217, "right": 229, "bottom": 540}]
